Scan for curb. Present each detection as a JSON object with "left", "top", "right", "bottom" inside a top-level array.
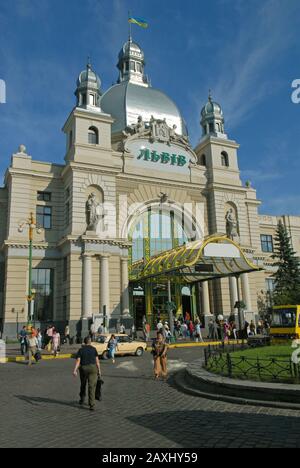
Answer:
[
  {"left": 173, "top": 369, "right": 300, "bottom": 411},
  {"left": 1, "top": 354, "right": 75, "bottom": 363},
  {"left": 173, "top": 360, "right": 300, "bottom": 411}
]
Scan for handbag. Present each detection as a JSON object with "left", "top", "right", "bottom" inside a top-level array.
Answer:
[
  {"left": 34, "top": 351, "right": 42, "bottom": 362},
  {"left": 95, "top": 376, "right": 104, "bottom": 401}
]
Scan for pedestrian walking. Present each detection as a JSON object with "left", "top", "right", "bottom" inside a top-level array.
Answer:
[
  {"left": 120, "top": 323, "right": 126, "bottom": 334},
  {"left": 27, "top": 333, "right": 38, "bottom": 367},
  {"left": 37, "top": 329, "right": 43, "bottom": 350},
  {"left": 73, "top": 336, "right": 102, "bottom": 411},
  {"left": 164, "top": 324, "right": 172, "bottom": 344},
  {"left": 152, "top": 332, "right": 168, "bottom": 380},
  {"left": 223, "top": 321, "right": 230, "bottom": 342},
  {"left": 189, "top": 321, "right": 195, "bottom": 341},
  {"left": 90, "top": 323, "right": 97, "bottom": 342},
  {"left": 231, "top": 322, "right": 238, "bottom": 340},
  {"left": 19, "top": 326, "right": 28, "bottom": 356},
  {"left": 107, "top": 335, "right": 119, "bottom": 364},
  {"left": 52, "top": 329, "right": 61, "bottom": 356},
  {"left": 211, "top": 320, "right": 219, "bottom": 341},
  {"left": 249, "top": 320, "right": 256, "bottom": 336},
  {"left": 130, "top": 324, "right": 137, "bottom": 340},
  {"left": 143, "top": 322, "right": 151, "bottom": 341},
  {"left": 181, "top": 322, "right": 188, "bottom": 339},
  {"left": 195, "top": 320, "right": 204, "bottom": 343},
  {"left": 257, "top": 320, "right": 263, "bottom": 335},
  {"left": 64, "top": 325, "right": 71, "bottom": 345},
  {"left": 46, "top": 325, "right": 54, "bottom": 351}
]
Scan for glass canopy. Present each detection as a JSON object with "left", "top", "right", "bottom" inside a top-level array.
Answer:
[{"left": 130, "top": 236, "right": 262, "bottom": 283}]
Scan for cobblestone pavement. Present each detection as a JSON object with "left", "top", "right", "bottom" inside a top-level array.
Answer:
[{"left": 1, "top": 348, "right": 300, "bottom": 448}]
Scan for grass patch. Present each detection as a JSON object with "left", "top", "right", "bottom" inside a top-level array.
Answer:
[
  {"left": 232, "top": 345, "right": 293, "bottom": 360},
  {"left": 206, "top": 344, "right": 299, "bottom": 383}
]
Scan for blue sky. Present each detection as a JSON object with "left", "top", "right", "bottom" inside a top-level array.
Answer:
[{"left": 0, "top": 0, "right": 299, "bottom": 215}]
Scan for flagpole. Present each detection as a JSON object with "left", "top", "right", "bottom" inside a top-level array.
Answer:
[{"left": 128, "top": 11, "right": 132, "bottom": 41}]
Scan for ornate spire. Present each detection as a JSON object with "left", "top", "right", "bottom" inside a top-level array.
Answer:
[
  {"left": 200, "top": 93, "right": 227, "bottom": 139},
  {"left": 117, "top": 39, "right": 149, "bottom": 87},
  {"left": 75, "top": 61, "right": 102, "bottom": 112}
]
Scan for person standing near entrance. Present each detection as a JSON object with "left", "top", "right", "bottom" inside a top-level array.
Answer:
[
  {"left": 152, "top": 332, "right": 168, "bottom": 380},
  {"left": 73, "top": 336, "right": 101, "bottom": 411}
]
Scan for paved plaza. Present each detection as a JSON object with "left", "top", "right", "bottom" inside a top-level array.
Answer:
[{"left": 1, "top": 348, "right": 300, "bottom": 448}]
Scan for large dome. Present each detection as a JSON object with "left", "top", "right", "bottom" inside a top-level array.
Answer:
[{"left": 101, "top": 81, "right": 188, "bottom": 136}]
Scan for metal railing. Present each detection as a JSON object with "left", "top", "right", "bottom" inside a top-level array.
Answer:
[{"left": 204, "top": 343, "right": 300, "bottom": 383}]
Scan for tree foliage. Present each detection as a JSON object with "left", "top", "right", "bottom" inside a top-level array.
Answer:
[{"left": 272, "top": 221, "right": 300, "bottom": 305}]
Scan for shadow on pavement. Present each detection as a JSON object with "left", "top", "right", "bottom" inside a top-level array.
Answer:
[
  {"left": 15, "top": 395, "right": 81, "bottom": 409},
  {"left": 127, "top": 409, "right": 300, "bottom": 448}
]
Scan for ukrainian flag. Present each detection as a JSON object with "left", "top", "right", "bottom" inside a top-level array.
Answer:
[{"left": 128, "top": 16, "right": 148, "bottom": 29}]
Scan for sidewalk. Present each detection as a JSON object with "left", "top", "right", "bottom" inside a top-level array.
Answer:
[{"left": 2, "top": 338, "right": 244, "bottom": 363}]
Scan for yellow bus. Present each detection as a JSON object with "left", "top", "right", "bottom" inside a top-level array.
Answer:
[{"left": 270, "top": 305, "right": 300, "bottom": 341}]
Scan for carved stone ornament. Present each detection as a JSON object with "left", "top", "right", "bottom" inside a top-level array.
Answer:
[{"left": 122, "top": 115, "right": 190, "bottom": 151}]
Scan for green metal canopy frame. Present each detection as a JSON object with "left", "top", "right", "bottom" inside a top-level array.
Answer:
[{"left": 130, "top": 235, "right": 262, "bottom": 283}]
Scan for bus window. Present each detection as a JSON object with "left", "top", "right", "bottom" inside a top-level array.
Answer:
[{"left": 272, "top": 308, "right": 297, "bottom": 328}]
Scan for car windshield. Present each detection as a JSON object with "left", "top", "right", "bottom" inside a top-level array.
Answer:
[
  {"left": 95, "top": 335, "right": 108, "bottom": 344},
  {"left": 272, "top": 308, "right": 297, "bottom": 328}
]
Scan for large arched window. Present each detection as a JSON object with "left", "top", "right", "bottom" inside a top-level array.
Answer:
[
  {"left": 221, "top": 151, "right": 229, "bottom": 167},
  {"left": 88, "top": 127, "right": 99, "bottom": 145},
  {"left": 131, "top": 209, "right": 189, "bottom": 263}
]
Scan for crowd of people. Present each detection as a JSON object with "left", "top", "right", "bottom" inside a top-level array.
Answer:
[
  {"left": 16, "top": 314, "right": 270, "bottom": 412},
  {"left": 18, "top": 325, "right": 61, "bottom": 365}
]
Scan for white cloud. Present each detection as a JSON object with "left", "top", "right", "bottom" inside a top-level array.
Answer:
[{"left": 188, "top": 0, "right": 299, "bottom": 133}]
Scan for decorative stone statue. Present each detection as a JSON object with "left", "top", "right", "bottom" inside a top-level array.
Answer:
[
  {"left": 18, "top": 144, "right": 27, "bottom": 154},
  {"left": 86, "top": 193, "right": 102, "bottom": 231},
  {"left": 225, "top": 208, "right": 238, "bottom": 240},
  {"left": 136, "top": 115, "right": 146, "bottom": 134}
]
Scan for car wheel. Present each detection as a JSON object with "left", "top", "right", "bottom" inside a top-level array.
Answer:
[
  {"left": 135, "top": 347, "right": 144, "bottom": 357},
  {"left": 102, "top": 351, "right": 109, "bottom": 360}
]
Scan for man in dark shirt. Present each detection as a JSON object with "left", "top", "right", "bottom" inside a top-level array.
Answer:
[{"left": 73, "top": 336, "right": 101, "bottom": 411}]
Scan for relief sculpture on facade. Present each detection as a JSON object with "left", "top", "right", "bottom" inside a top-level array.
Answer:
[{"left": 123, "top": 115, "right": 190, "bottom": 149}]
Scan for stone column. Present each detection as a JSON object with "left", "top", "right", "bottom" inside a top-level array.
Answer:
[
  {"left": 100, "top": 255, "right": 110, "bottom": 326},
  {"left": 201, "top": 281, "right": 211, "bottom": 315},
  {"left": 82, "top": 254, "right": 93, "bottom": 318},
  {"left": 241, "top": 273, "right": 252, "bottom": 311},
  {"left": 229, "top": 276, "right": 238, "bottom": 315},
  {"left": 121, "top": 258, "right": 130, "bottom": 317}
]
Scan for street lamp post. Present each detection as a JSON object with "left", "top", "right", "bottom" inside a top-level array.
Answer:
[{"left": 18, "top": 213, "right": 42, "bottom": 324}]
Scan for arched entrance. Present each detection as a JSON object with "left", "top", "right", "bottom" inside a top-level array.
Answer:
[{"left": 126, "top": 200, "right": 203, "bottom": 328}]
